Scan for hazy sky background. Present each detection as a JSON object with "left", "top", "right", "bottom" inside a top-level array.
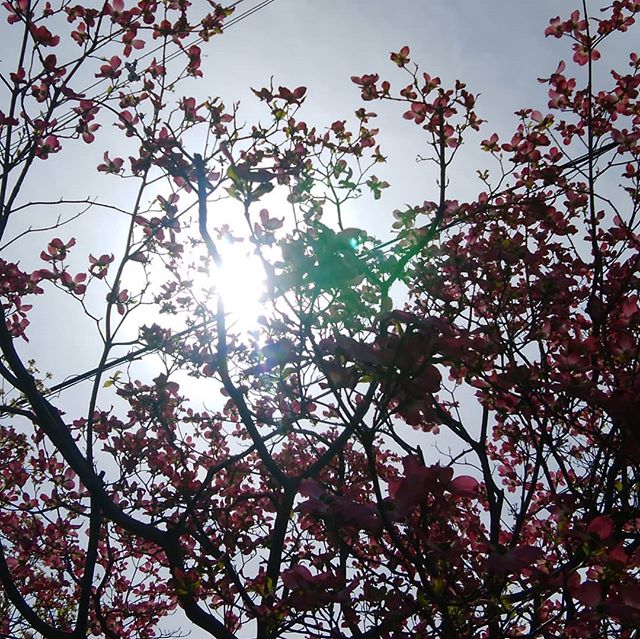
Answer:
[
  {"left": 1, "top": 1, "right": 629, "bottom": 636},
  {"left": 161, "top": 1, "right": 563, "bottom": 634},
  {"left": 4, "top": 0, "right": 571, "bottom": 384}
]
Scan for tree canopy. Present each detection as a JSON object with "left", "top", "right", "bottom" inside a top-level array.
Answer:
[{"left": 0, "top": 1, "right": 639, "bottom": 638}]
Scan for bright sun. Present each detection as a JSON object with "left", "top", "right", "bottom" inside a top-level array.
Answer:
[{"left": 209, "top": 239, "right": 267, "bottom": 331}]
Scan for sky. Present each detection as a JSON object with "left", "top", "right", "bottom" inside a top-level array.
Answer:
[
  {"left": 0, "top": 0, "right": 626, "bottom": 636},
  {"left": 157, "top": 2, "right": 564, "bottom": 636},
  {"left": 205, "top": 0, "right": 565, "bottom": 205},
  {"left": 3, "top": 0, "right": 571, "bottom": 384}
]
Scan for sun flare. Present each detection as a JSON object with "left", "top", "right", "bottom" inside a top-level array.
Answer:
[{"left": 211, "top": 240, "right": 267, "bottom": 331}]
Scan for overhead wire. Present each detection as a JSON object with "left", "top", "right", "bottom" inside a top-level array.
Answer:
[
  {"left": 96, "top": 0, "right": 279, "bottom": 78},
  {"left": 1, "top": 0, "right": 280, "bottom": 407},
  {"left": 1, "top": 317, "right": 217, "bottom": 410},
  {"left": 3, "top": 0, "right": 279, "bottom": 153}
]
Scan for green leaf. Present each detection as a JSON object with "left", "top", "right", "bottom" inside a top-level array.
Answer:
[{"left": 103, "top": 370, "right": 122, "bottom": 388}]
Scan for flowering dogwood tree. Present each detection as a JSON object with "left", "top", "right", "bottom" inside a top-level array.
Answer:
[{"left": 1, "top": 1, "right": 639, "bottom": 638}]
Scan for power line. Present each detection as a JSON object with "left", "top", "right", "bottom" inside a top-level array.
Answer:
[
  {"left": 0, "top": 0, "right": 281, "bottom": 409},
  {"left": 3, "top": 0, "right": 280, "bottom": 154},
  {"left": 116, "top": 0, "right": 280, "bottom": 73},
  {"left": 1, "top": 319, "right": 215, "bottom": 411}
]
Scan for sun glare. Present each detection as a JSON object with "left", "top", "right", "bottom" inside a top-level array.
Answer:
[{"left": 212, "top": 240, "right": 267, "bottom": 331}]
